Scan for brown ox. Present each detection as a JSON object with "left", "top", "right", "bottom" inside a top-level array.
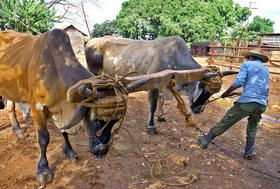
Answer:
[
  {"left": 0, "top": 29, "right": 145, "bottom": 184},
  {"left": 85, "top": 36, "right": 236, "bottom": 134}
]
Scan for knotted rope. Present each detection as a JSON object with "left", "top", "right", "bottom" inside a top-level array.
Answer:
[
  {"left": 201, "top": 66, "right": 223, "bottom": 94},
  {"left": 79, "top": 73, "right": 131, "bottom": 137}
]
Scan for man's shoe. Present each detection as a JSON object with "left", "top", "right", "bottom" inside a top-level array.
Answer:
[
  {"left": 243, "top": 152, "right": 256, "bottom": 160},
  {"left": 243, "top": 137, "right": 256, "bottom": 160},
  {"left": 198, "top": 136, "right": 208, "bottom": 149},
  {"left": 197, "top": 130, "right": 216, "bottom": 149}
]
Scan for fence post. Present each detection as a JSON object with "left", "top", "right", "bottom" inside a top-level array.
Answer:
[
  {"left": 208, "top": 38, "right": 215, "bottom": 65},
  {"left": 236, "top": 38, "right": 240, "bottom": 63},
  {"left": 257, "top": 40, "right": 261, "bottom": 48},
  {"left": 230, "top": 39, "right": 236, "bottom": 69}
]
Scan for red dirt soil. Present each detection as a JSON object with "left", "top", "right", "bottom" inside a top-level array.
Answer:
[{"left": 0, "top": 60, "right": 280, "bottom": 189}]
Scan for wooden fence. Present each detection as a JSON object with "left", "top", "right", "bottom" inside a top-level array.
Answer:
[{"left": 207, "top": 38, "right": 280, "bottom": 75}]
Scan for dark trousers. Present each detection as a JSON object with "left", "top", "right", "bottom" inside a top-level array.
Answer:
[{"left": 212, "top": 102, "right": 266, "bottom": 138}]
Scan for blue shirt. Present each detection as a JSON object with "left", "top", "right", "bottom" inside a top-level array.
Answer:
[{"left": 232, "top": 59, "right": 270, "bottom": 106}]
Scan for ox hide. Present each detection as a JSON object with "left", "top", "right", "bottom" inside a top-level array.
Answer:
[{"left": 85, "top": 36, "right": 226, "bottom": 134}]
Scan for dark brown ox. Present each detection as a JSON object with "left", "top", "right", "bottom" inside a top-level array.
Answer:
[
  {"left": 0, "top": 29, "right": 145, "bottom": 184},
  {"left": 85, "top": 36, "right": 237, "bottom": 134}
]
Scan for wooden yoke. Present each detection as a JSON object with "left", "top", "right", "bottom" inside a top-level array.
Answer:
[{"left": 167, "top": 79, "right": 197, "bottom": 127}]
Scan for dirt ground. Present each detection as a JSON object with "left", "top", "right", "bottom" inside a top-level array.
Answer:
[{"left": 0, "top": 58, "right": 280, "bottom": 189}]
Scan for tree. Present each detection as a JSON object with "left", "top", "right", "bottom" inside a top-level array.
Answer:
[
  {"left": 231, "top": 16, "right": 274, "bottom": 42},
  {"left": 91, "top": 20, "right": 117, "bottom": 38},
  {"left": 0, "top": 0, "right": 58, "bottom": 34},
  {"left": 116, "top": 0, "right": 250, "bottom": 42}
]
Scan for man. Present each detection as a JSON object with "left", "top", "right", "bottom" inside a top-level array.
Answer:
[{"left": 197, "top": 49, "right": 270, "bottom": 160}]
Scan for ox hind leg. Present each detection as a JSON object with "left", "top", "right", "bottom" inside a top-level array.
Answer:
[
  {"left": 30, "top": 104, "right": 53, "bottom": 185},
  {"left": 61, "top": 132, "right": 78, "bottom": 161},
  {"left": 147, "top": 88, "right": 159, "bottom": 135},
  {"left": 6, "top": 100, "right": 24, "bottom": 138}
]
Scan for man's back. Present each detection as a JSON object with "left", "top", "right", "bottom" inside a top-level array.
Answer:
[{"left": 232, "top": 59, "right": 270, "bottom": 106}]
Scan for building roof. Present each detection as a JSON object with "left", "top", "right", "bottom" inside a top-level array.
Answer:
[
  {"left": 248, "top": 41, "right": 280, "bottom": 48},
  {"left": 60, "top": 24, "right": 88, "bottom": 37},
  {"left": 191, "top": 42, "right": 210, "bottom": 47}
]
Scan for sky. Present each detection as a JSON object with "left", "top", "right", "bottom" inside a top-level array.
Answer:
[
  {"left": 234, "top": 0, "right": 280, "bottom": 33},
  {"left": 54, "top": 0, "right": 280, "bottom": 35}
]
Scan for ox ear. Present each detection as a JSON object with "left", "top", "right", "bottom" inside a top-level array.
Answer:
[{"left": 124, "top": 78, "right": 150, "bottom": 93}]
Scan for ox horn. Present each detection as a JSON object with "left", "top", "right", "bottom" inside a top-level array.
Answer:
[
  {"left": 203, "top": 70, "right": 238, "bottom": 79},
  {"left": 203, "top": 72, "right": 220, "bottom": 79},
  {"left": 78, "top": 85, "right": 94, "bottom": 97},
  {"left": 60, "top": 106, "right": 89, "bottom": 132},
  {"left": 125, "top": 78, "right": 150, "bottom": 93},
  {"left": 220, "top": 70, "right": 239, "bottom": 76}
]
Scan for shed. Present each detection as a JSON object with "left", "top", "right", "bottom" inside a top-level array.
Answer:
[
  {"left": 190, "top": 42, "right": 210, "bottom": 57},
  {"left": 248, "top": 33, "right": 280, "bottom": 48},
  {"left": 61, "top": 25, "right": 88, "bottom": 54}
]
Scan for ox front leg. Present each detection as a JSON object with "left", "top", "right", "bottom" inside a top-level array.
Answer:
[
  {"left": 6, "top": 100, "right": 24, "bottom": 138},
  {"left": 147, "top": 89, "right": 159, "bottom": 135},
  {"left": 31, "top": 106, "right": 53, "bottom": 185},
  {"left": 61, "top": 132, "right": 78, "bottom": 161}
]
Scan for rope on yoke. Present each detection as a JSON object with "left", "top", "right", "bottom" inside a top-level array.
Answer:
[
  {"left": 166, "top": 65, "right": 224, "bottom": 128},
  {"left": 201, "top": 66, "right": 223, "bottom": 95},
  {"left": 167, "top": 79, "right": 197, "bottom": 127},
  {"left": 79, "top": 73, "right": 131, "bottom": 138}
]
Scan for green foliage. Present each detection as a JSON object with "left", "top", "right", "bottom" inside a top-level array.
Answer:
[
  {"left": 115, "top": 0, "right": 250, "bottom": 42},
  {"left": 0, "top": 0, "right": 58, "bottom": 34},
  {"left": 231, "top": 16, "right": 274, "bottom": 42},
  {"left": 91, "top": 20, "right": 117, "bottom": 37}
]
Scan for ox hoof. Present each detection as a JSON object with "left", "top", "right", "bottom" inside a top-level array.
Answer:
[
  {"left": 146, "top": 127, "right": 158, "bottom": 135},
  {"left": 63, "top": 149, "right": 78, "bottom": 161},
  {"left": 12, "top": 128, "right": 24, "bottom": 138},
  {"left": 157, "top": 116, "right": 166, "bottom": 122},
  {"left": 37, "top": 169, "right": 53, "bottom": 185}
]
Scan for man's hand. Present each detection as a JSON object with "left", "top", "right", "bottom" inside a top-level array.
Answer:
[
  {"left": 221, "top": 91, "right": 230, "bottom": 98},
  {"left": 221, "top": 85, "right": 238, "bottom": 98}
]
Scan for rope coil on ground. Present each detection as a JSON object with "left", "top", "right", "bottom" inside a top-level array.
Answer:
[{"left": 121, "top": 127, "right": 198, "bottom": 187}]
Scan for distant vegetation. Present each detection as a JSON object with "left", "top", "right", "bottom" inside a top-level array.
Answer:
[
  {"left": 91, "top": 0, "right": 274, "bottom": 43},
  {"left": 0, "top": 0, "right": 274, "bottom": 42},
  {"left": 0, "top": 0, "right": 59, "bottom": 34}
]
